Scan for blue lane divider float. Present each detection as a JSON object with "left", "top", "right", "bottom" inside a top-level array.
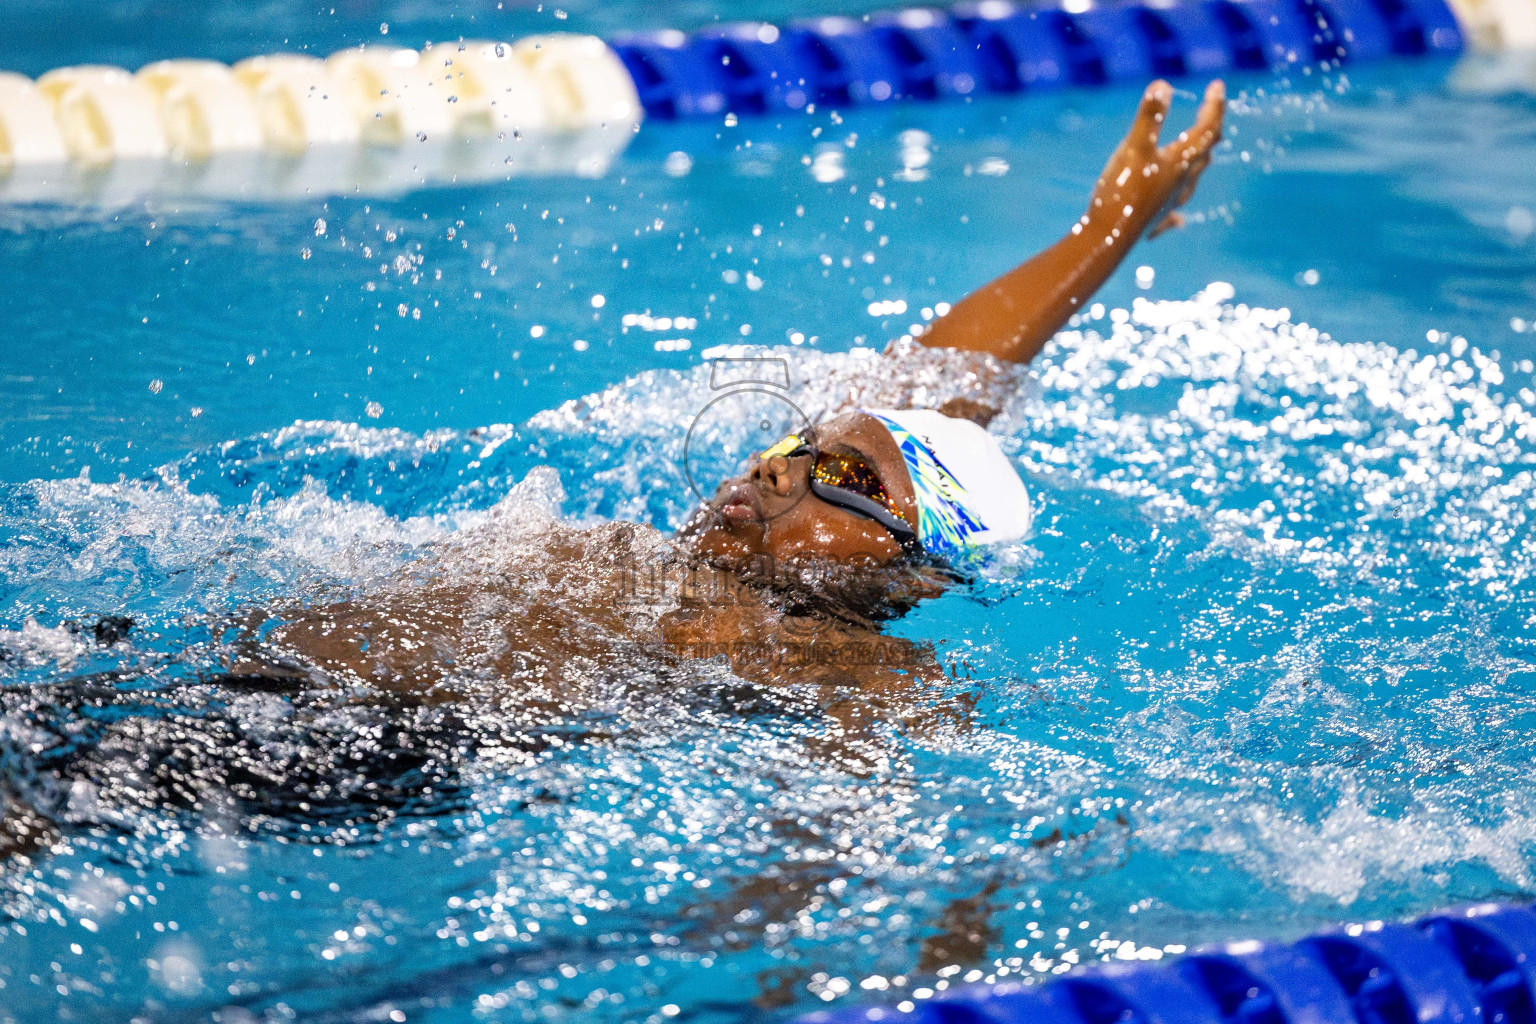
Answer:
[
  {"left": 796, "top": 902, "right": 1536, "bottom": 1024},
  {"left": 607, "top": 0, "right": 1464, "bottom": 121}
]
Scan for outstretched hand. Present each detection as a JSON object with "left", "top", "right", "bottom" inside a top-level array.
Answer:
[
  {"left": 1089, "top": 79, "right": 1225, "bottom": 241},
  {"left": 912, "top": 77, "right": 1228, "bottom": 365}
]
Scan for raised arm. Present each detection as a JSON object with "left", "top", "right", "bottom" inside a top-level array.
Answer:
[{"left": 917, "top": 79, "right": 1226, "bottom": 365}]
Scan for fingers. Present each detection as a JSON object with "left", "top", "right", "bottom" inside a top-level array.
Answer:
[
  {"left": 1147, "top": 211, "right": 1185, "bottom": 239},
  {"left": 1143, "top": 80, "right": 1224, "bottom": 241},
  {"left": 1160, "top": 78, "right": 1226, "bottom": 164},
  {"left": 1132, "top": 79, "right": 1173, "bottom": 150},
  {"left": 1191, "top": 78, "right": 1226, "bottom": 147}
]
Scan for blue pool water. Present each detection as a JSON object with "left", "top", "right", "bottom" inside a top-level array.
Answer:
[{"left": 4, "top": 8, "right": 1536, "bottom": 1021}]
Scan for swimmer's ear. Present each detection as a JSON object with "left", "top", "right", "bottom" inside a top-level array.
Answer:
[
  {"left": 844, "top": 549, "right": 964, "bottom": 601},
  {"left": 907, "top": 563, "right": 962, "bottom": 601}
]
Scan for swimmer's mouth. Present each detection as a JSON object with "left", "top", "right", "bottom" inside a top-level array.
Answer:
[{"left": 716, "top": 482, "right": 765, "bottom": 524}]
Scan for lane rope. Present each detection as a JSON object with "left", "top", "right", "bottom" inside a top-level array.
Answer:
[
  {"left": 799, "top": 902, "right": 1536, "bottom": 1024},
  {"left": 0, "top": 0, "right": 1491, "bottom": 186}
]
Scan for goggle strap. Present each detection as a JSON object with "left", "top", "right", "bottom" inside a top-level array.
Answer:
[{"left": 809, "top": 480, "right": 921, "bottom": 552}]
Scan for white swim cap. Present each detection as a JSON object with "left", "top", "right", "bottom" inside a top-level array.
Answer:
[{"left": 863, "top": 408, "right": 1032, "bottom": 554}]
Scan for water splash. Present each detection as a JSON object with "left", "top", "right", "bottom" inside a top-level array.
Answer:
[{"left": 2, "top": 287, "right": 1534, "bottom": 1021}]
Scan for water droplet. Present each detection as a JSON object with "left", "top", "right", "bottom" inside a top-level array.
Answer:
[{"left": 1507, "top": 206, "right": 1534, "bottom": 243}]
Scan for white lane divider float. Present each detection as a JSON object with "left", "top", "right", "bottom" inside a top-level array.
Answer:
[
  {"left": 138, "top": 59, "right": 264, "bottom": 160},
  {"left": 1444, "top": 0, "right": 1536, "bottom": 50},
  {"left": 514, "top": 34, "right": 646, "bottom": 131},
  {"left": 233, "top": 54, "right": 363, "bottom": 153},
  {"left": 436, "top": 40, "right": 553, "bottom": 139},
  {"left": 326, "top": 45, "right": 461, "bottom": 146},
  {"left": 35, "top": 65, "right": 169, "bottom": 164},
  {"left": 1444, "top": 0, "right": 1536, "bottom": 93},
  {"left": 0, "top": 73, "right": 67, "bottom": 168},
  {"left": 0, "top": 34, "right": 641, "bottom": 203}
]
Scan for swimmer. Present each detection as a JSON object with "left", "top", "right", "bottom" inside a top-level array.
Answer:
[
  {"left": 255, "top": 78, "right": 1224, "bottom": 686},
  {"left": 683, "top": 79, "right": 1226, "bottom": 569},
  {"left": 2, "top": 80, "right": 1224, "bottom": 859}
]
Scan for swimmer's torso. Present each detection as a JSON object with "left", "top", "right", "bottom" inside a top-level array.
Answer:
[{"left": 245, "top": 516, "right": 946, "bottom": 712}]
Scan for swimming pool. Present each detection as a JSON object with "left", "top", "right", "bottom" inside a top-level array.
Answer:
[{"left": 3, "top": 3, "right": 1536, "bottom": 1020}]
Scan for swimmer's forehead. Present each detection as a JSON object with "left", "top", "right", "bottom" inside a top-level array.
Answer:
[
  {"left": 763, "top": 412, "right": 883, "bottom": 460},
  {"left": 813, "top": 410, "right": 890, "bottom": 455}
]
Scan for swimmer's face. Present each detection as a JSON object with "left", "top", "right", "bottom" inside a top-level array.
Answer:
[{"left": 679, "top": 411, "right": 918, "bottom": 566}]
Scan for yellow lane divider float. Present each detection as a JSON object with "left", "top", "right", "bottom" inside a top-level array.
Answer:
[{"left": 0, "top": 35, "right": 642, "bottom": 202}]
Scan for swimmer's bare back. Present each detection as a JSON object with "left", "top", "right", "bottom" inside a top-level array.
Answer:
[{"left": 247, "top": 80, "right": 1226, "bottom": 730}]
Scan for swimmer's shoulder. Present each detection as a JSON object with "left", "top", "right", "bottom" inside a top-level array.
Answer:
[{"left": 807, "top": 339, "right": 1025, "bottom": 424}]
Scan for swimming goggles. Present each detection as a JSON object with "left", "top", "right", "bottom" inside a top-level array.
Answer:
[{"left": 759, "top": 431, "right": 922, "bottom": 554}]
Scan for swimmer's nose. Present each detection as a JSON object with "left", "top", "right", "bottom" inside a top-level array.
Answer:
[{"left": 751, "top": 454, "right": 795, "bottom": 497}]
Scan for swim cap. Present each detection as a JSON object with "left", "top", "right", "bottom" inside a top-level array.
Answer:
[{"left": 863, "top": 408, "right": 1032, "bottom": 554}]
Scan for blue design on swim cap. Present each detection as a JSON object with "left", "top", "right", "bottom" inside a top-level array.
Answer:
[{"left": 868, "top": 412, "right": 988, "bottom": 554}]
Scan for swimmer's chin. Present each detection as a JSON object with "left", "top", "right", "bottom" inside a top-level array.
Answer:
[{"left": 676, "top": 504, "right": 767, "bottom": 562}]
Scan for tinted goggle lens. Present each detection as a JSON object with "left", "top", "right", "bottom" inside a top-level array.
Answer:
[
  {"left": 759, "top": 433, "right": 916, "bottom": 550},
  {"left": 811, "top": 451, "right": 899, "bottom": 516},
  {"left": 761, "top": 433, "right": 889, "bottom": 497}
]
